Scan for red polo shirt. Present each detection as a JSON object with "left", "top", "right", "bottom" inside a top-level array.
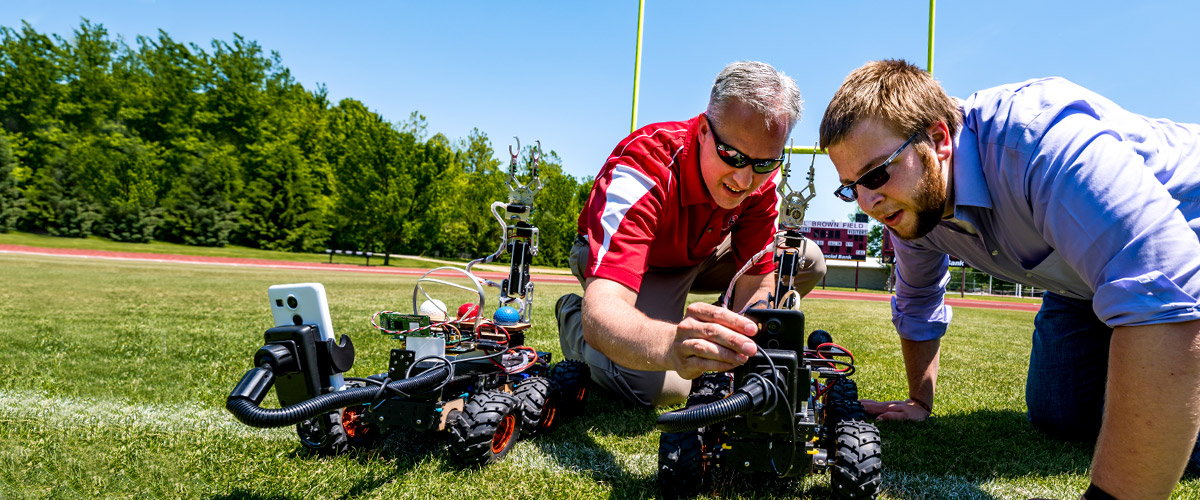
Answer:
[{"left": 576, "top": 114, "right": 779, "bottom": 293}]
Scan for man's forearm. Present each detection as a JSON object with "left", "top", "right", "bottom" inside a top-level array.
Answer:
[
  {"left": 1091, "top": 321, "right": 1200, "bottom": 499},
  {"left": 731, "top": 271, "right": 774, "bottom": 312},
  {"left": 899, "top": 337, "right": 941, "bottom": 408},
  {"left": 580, "top": 279, "right": 676, "bottom": 371}
]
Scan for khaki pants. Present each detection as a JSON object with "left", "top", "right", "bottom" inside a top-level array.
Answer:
[{"left": 556, "top": 234, "right": 825, "bottom": 407}]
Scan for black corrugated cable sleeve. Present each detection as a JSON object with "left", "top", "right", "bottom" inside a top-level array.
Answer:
[
  {"left": 225, "top": 365, "right": 450, "bottom": 428},
  {"left": 655, "top": 378, "right": 770, "bottom": 433}
]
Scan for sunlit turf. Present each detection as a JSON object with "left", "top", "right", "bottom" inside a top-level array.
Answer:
[{"left": 1, "top": 252, "right": 1194, "bottom": 499}]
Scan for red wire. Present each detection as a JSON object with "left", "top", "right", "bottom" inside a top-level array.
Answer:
[
  {"left": 489, "top": 346, "right": 539, "bottom": 374},
  {"left": 814, "top": 342, "right": 855, "bottom": 373}
]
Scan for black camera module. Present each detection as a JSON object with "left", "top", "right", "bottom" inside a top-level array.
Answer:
[{"left": 766, "top": 318, "right": 782, "bottom": 333}]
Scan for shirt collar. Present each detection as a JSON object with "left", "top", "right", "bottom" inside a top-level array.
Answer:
[
  {"left": 680, "top": 113, "right": 713, "bottom": 206},
  {"left": 949, "top": 113, "right": 993, "bottom": 217}
]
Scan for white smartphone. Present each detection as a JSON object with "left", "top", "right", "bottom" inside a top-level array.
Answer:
[{"left": 267, "top": 283, "right": 345, "bottom": 391}]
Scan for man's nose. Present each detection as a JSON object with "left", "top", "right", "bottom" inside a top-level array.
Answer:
[
  {"left": 857, "top": 185, "right": 885, "bottom": 208},
  {"left": 730, "top": 165, "right": 753, "bottom": 187}
]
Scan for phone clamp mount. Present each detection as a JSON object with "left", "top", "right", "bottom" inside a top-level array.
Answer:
[
  {"left": 225, "top": 138, "right": 589, "bottom": 467},
  {"left": 654, "top": 147, "right": 883, "bottom": 499}
]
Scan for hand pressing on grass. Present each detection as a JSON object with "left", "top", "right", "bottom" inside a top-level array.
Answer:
[
  {"left": 862, "top": 337, "right": 940, "bottom": 422},
  {"left": 860, "top": 397, "right": 933, "bottom": 421}
]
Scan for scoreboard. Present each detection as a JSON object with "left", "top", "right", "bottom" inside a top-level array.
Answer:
[
  {"left": 878, "top": 230, "right": 964, "bottom": 267},
  {"left": 797, "top": 220, "right": 869, "bottom": 261}
]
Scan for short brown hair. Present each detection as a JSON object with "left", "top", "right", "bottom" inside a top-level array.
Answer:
[{"left": 819, "top": 59, "right": 960, "bottom": 149}]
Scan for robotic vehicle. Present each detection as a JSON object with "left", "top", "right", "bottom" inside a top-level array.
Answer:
[
  {"left": 225, "top": 139, "right": 589, "bottom": 466},
  {"left": 655, "top": 146, "right": 883, "bottom": 499}
]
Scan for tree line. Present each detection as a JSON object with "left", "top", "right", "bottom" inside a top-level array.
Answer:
[{"left": 0, "top": 20, "right": 592, "bottom": 266}]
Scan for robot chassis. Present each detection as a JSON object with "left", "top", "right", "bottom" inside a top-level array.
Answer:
[
  {"left": 225, "top": 139, "right": 590, "bottom": 466},
  {"left": 655, "top": 147, "right": 883, "bottom": 499}
]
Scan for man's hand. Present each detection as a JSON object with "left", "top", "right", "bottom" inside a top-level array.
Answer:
[
  {"left": 860, "top": 398, "right": 933, "bottom": 421},
  {"left": 667, "top": 302, "right": 759, "bottom": 379}
]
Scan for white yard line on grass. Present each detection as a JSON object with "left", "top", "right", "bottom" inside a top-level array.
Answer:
[
  {"left": 0, "top": 390, "right": 292, "bottom": 441},
  {"left": 0, "top": 390, "right": 655, "bottom": 475}
]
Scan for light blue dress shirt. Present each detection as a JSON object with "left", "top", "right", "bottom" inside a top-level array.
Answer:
[{"left": 891, "top": 77, "right": 1200, "bottom": 341}]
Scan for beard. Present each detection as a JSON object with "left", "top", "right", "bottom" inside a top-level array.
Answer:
[{"left": 894, "top": 146, "right": 948, "bottom": 240}]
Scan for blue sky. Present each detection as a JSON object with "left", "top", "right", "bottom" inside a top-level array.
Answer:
[{"left": 5, "top": 1, "right": 1198, "bottom": 224}]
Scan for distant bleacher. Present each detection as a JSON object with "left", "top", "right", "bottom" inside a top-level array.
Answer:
[{"left": 325, "top": 248, "right": 376, "bottom": 266}]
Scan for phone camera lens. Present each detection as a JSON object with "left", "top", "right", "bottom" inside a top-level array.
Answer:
[
  {"left": 766, "top": 318, "right": 782, "bottom": 333},
  {"left": 286, "top": 295, "right": 298, "bottom": 309}
]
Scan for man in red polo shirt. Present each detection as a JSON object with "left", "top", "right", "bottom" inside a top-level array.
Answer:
[{"left": 556, "top": 61, "right": 826, "bottom": 407}]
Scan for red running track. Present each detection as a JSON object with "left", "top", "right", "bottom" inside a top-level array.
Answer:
[{"left": 0, "top": 244, "right": 1040, "bottom": 313}]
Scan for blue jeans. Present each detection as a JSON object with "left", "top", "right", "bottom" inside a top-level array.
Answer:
[{"left": 1026, "top": 292, "right": 1200, "bottom": 474}]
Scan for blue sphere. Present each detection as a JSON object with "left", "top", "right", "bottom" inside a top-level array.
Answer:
[{"left": 493, "top": 306, "right": 520, "bottom": 326}]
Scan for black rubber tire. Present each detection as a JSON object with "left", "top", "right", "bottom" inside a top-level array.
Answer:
[
  {"left": 658, "top": 430, "right": 706, "bottom": 500},
  {"left": 830, "top": 420, "right": 883, "bottom": 500},
  {"left": 446, "top": 390, "right": 523, "bottom": 466},
  {"left": 824, "top": 378, "right": 860, "bottom": 406},
  {"left": 296, "top": 411, "right": 349, "bottom": 455},
  {"left": 513, "top": 376, "right": 555, "bottom": 437},
  {"left": 549, "top": 359, "right": 589, "bottom": 417},
  {"left": 687, "top": 372, "right": 732, "bottom": 406},
  {"left": 823, "top": 379, "right": 866, "bottom": 443}
]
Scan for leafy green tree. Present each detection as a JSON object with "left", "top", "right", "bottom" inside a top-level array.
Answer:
[
  {"left": 24, "top": 132, "right": 102, "bottom": 237},
  {"left": 867, "top": 223, "right": 885, "bottom": 257},
  {"left": 238, "top": 126, "right": 330, "bottom": 252},
  {"left": 61, "top": 130, "right": 163, "bottom": 242},
  {"left": 55, "top": 19, "right": 121, "bottom": 135},
  {"left": 326, "top": 98, "right": 415, "bottom": 263},
  {"left": 159, "top": 142, "right": 241, "bottom": 246},
  {"left": 0, "top": 132, "right": 24, "bottom": 231},
  {"left": 529, "top": 149, "right": 587, "bottom": 267},
  {"left": 404, "top": 132, "right": 460, "bottom": 257},
  {"left": 0, "top": 22, "right": 65, "bottom": 135},
  {"left": 430, "top": 129, "right": 505, "bottom": 259}
]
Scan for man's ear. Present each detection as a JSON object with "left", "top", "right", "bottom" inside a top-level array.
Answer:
[{"left": 925, "top": 121, "right": 953, "bottom": 162}]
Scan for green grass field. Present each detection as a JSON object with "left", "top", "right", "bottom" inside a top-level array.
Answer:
[{"left": 1, "top": 252, "right": 1196, "bottom": 499}]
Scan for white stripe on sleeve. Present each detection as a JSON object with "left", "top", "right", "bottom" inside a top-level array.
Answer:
[{"left": 594, "top": 164, "right": 657, "bottom": 272}]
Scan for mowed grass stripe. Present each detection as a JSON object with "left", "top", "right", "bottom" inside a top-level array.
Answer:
[
  {"left": 0, "top": 390, "right": 292, "bottom": 441},
  {"left": 0, "top": 388, "right": 660, "bottom": 474}
]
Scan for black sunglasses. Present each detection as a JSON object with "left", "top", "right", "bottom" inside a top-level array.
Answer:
[
  {"left": 833, "top": 132, "right": 919, "bottom": 202},
  {"left": 707, "top": 117, "right": 785, "bottom": 174}
]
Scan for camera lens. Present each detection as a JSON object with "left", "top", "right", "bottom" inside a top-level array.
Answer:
[
  {"left": 766, "top": 318, "right": 782, "bottom": 333},
  {"left": 286, "top": 295, "right": 298, "bottom": 309}
]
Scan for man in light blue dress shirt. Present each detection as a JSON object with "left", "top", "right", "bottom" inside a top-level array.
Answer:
[{"left": 820, "top": 59, "right": 1200, "bottom": 499}]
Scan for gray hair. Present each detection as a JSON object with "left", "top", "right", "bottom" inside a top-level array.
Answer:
[{"left": 707, "top": 61, "right": 803, "bottom": 133}]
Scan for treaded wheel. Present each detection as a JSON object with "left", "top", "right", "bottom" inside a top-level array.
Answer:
[
  {"left": 658, "top": 430, "right": 706, "bottom": 500},
  {"left": 296, "top": 411, "right": 349, "bottom": 455},
  {"left": 687, "top": 372, "right": 732, "bottom": 406},
  {"left": 514, "top": 376, "right": 555, "bottom": 437},
  {"left": 823, "top": 379, "right": 866, "bottom": 442},
  {"left": 823, "top": 378, "right": 860, "bottom": 406},
  {"left": 446, "top": 390, "right": 523, "bottom": 466},
  {"left": 549, "top": 359, "right": 589, "bottom": 417},
  {"left": 831, "top": 420, "right": 882, "bottom": 500}
]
